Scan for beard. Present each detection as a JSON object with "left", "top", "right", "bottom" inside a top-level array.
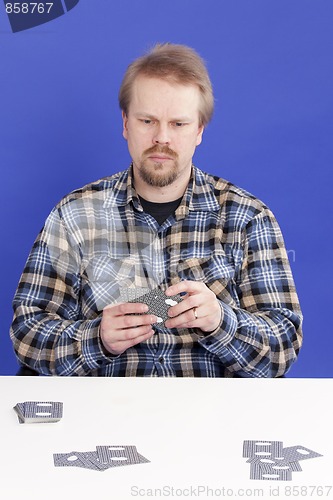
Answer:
[{"left": 139, "top": 145, "right": 179, "bottom": 188}]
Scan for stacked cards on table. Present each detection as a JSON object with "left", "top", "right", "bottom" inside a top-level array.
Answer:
[
  {"left": 120, "top": 286, "right": 183, "bottom": 326},
  {"left": 13, "top": 401, "right": 63, "bottom": 424},
  {"left": 54, "top": 445, "right": 150, "bottom": 472},
  {"left": 243, "top": 440, "right": 322, "bottom": 481}
]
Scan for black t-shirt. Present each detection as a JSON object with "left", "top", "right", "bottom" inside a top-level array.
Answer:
[{"left": 139, "top": 196, "right": 182, "bottom": 225}]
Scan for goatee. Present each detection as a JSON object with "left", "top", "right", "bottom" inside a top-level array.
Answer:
[{"left": 139, "top": 145, "right": 179, "bottom": 187}]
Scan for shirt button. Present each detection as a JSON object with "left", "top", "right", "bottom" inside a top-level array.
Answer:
[{"left": 158, "top": 357, "right": 164, "bottom": 364}]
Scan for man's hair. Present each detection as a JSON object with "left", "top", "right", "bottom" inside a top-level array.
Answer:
[{"left": 119, "top": 43, "right": 214, "bottom": 127}]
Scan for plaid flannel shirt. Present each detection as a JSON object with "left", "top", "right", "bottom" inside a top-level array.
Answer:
[{"left": 10, "top": 166, "right": 302, "bottom": 377}]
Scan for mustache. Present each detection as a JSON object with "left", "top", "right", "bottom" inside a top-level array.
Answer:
[{"left": 143, "top": 145, "right": 178, "bottom": 159}]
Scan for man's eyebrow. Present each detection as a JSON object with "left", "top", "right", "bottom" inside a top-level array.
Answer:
[
  {"left": 133, "top": 112, "right": 193, "bottom": 122},
  {"left": 134, "top": 113, "right": 157, "bottom": 120},
  {"left": 170, "top": 117, "right": 193, "bottom": 122}
]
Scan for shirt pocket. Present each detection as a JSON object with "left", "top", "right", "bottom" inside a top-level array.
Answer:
[
  {"left": 81, "top": 254, "right": 136, "bottom": 312},
  {"left": 83, "top": 254, "right": 135, "bottom": 283},
  {"left": 176, "top": 249, "right": 240, "bottom": 308}
]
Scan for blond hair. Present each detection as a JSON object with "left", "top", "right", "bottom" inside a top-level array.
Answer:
[{"left": 119, "top": 43, "right": 214, "bottom": 126}]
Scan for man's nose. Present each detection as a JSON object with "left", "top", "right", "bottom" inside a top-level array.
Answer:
[{"left": 153, "top": 123, "right": 170, "bottom": 145}]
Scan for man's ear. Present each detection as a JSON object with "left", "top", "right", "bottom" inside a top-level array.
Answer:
[
  {"left": 196, "top": 125, "right": 204, "bottom": 146},
  {"left": 122, "top": 111, "right": 128, "bottom": 140}
]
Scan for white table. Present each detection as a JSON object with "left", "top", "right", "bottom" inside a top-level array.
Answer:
[{"left": 1, "top": 377, "right": 332, "bottom": 499}]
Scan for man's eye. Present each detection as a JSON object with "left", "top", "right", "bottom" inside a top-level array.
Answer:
[
  {"left": 141, "top": 119, "right": 153, "bottom": 124},
  {"left": 174, "top": 122, "right": 186, "bottom": 127}
]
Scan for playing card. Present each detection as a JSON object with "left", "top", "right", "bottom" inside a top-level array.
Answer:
[
  {"left": 53, "top": 451, "right": 106, "bottom": 471},
  {"left": 249, "top": 461, "right": 293, "bottom": 481},
  {"left": 13, "top": 401, "right": 63, "bottom": 423},
  {"left": 247, "top": 456, "right": 302, "bottom": 472},
  {"left": 120, "top": 287, "right": 151, "bottom": 302},
  {"left": 78, "top": 451, "right": 111, "bottom": 471},
  {"left": 243, "top": 440, "right": 283, "bottom": 460},
  {"left": 54, "top": 446, "right": 150, "bottom": 472},
  {"left": 120, "top": 287, "right": 182, "bottom": 325},
  {"left": 274, "top": 445, "right": 323, "bottom": 465},
  {"left": 96, "top": 445, "right": 150, "bottom": 467}
]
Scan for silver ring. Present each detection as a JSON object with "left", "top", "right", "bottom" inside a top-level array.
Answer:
[{"left": 193, "top": 307, "right": 198, "bottom": 320}]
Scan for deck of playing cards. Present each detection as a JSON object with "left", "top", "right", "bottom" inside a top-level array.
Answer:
[
  {"left": 243, "top": 440, "right": 323, "bottom": 481},
  {"left": 120, "top": 286, "right": 183, "bottom": 327},
  {"left": 13, "top": 401, "right": 63, "bottom": 424},
  {"left": 54, "top": 445, "right": 150, "bottom": 471}
]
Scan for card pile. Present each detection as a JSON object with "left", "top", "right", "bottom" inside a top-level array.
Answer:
[
  {"left": 243, "top": 440, "right": 322, "bottom": 481},
  {"left": 120, "top": 287, "right": 183, "bottom": 327},
  {"left": 53, "top": 445, "right": 150, "bottom": 472},
  {"left": 13, "top": 401, "right": 63, "bottom": 424}
]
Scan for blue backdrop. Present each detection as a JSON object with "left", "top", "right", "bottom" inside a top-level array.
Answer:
[{"left": 1, "top": 0, "right": 332, "bottom": 376}]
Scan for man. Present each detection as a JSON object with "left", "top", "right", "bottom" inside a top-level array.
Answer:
[{"left": 10, "top": 43, "right": 302, "bottom": 377}]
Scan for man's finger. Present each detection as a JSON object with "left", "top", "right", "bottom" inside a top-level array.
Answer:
[
  {"left": 103, "top": 302, "right": 149, "bottom": 316},
  {"left": 167, "top": 294, "right": 198, "bottom": 318},
  {"left": 166, "top": 280, "right": 202, "bottom": 296},
  {"left": 106, "top": 328, "right": 155, "bottom": 356}
]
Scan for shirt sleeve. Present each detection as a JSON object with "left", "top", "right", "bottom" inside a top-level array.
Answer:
[
  {"left": 10, "top": 207, "right": 114, "bottom": 375},
  {"left": 198, "top": 210, "right": 303, "bottom": 377}
]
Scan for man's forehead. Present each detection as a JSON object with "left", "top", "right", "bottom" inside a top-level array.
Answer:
[
  {"left": 132, "top": 75, "right": 199, "bottom": 95},
  {"left": 129, "top": 76, "right": 201, "bottom": 113}
]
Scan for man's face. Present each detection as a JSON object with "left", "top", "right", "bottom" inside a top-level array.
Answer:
[{"left": 122, "top": 76, "right": 204, "bottom": 189}]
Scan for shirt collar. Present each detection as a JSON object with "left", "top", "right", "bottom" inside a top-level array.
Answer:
[
  {"left": 175, "top": 165, "right": 220, "bottom": 220},
  {"left": 103, "top": 165, "right": 142, "bottom": 211},
  {"left": 104, "top": 164, "right": 220, "bottom": 216}
]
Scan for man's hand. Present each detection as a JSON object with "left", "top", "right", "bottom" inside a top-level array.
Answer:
[
  {"left": 100, "top": 303, "right": 157, "bottom": 355},
  {"left": 164, "top": 281, "right": 222, "bottom": 332}
]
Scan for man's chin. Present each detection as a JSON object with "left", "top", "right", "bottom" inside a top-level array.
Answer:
[{"left": 139, "top": 162, "right": 178, "bottom": 188}]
